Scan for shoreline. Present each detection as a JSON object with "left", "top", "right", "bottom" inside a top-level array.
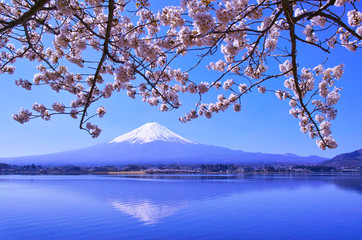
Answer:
[{"left": 1, "top": 170, "right": 361, "bottom": 176}]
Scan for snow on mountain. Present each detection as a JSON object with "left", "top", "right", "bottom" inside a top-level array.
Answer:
[{"left": 109, "top": 122, "right": 195, "bottom": 144}]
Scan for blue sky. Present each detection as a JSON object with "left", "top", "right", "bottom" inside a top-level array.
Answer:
[{"left": 0, "top": 2, "right": 361, "bottom": 159}]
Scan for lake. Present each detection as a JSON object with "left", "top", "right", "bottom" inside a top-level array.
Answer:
[{"left": 0, "top": 174, "right": 361, "bottom": 240}]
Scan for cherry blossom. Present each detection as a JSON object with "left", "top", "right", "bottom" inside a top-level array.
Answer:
[{"left": 1, "top": 0, "right": 360, "bottom": 150}]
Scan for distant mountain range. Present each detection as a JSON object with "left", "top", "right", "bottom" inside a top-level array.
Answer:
[
  {"left": 0, "top": 122, "right": 337, "bottom": 166},
  {"left": 322, "top": 149, "right": 362, "bottom": 168}
]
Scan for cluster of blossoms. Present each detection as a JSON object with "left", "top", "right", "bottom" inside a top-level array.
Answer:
[
  {"left": 12, "top": 108, "right": 32, "bottom": 124},
  {"left": 179, "top": 91, "right": 241, "bottom": 123},
  {"left": 282, "top": 63, "right": 345, "bottom": 149},
  {"left": 52, "top": 102, "right": 66, "bottom": 113},
  {"left": 0, "top": 0, "right": 360, "bottom": 150},
  {"left": 97, "top": 106, "right": 106, "bottom": 118},
  {"left": 33, "top": 103, "right": 51, "bottom": 121},
  {"left": 157, "top": 6, "right": 185, "bottom": 29},
  {"left": 85, "top": 122, "right": 102, "bottom": 138},
  {"left": 15, "top": 79, "right": 32, "bottom": 90},
  {"left": 297, "top": 4, "right": 362, "bottom": 52}
]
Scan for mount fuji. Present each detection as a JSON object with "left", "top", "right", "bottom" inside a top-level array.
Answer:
[
  {"left": 109, "top": 122, "right": 195, "bottom": 144},
  {"left": 2, "top": 122, "right": 327, "bottom": 166}
]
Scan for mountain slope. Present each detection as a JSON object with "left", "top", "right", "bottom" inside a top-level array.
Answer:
[
  {"left": 322, "top": 149, "right": 362, "bottom": 168},
  {"left": 1, "top": 122, "right": 327, "bottom": 166}
]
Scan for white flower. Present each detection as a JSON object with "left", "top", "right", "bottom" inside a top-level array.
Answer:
[
  {"left": 70, "top": 109, "right": 78, "bottom": 119},
  {"left": 223, "top": 79, "right": 234, "bottom": 90},
  {"left": 315, "top": 114, "right": 325, "bottom": 123},
  {"left": 311, "top": 16, "right": 326, "bottom": 28},
  {"left": 320, "top": 121, "right": 332, "bottom": 136},
  {"left": 334, "top": 0, "right": 347, "bottom": 7},
  {"left": 332, "top": 64, "right": 344, "bottom": 80},
  {"left": 197, "top": 82, "right": 209, "bottom": 94},
  {"left": 289, "top": 99, "right": 297, "bottom": 108},
  {"left": 258, "top": 86, "right": 266, "bottom": 94},
  {"left": 347, "top": 10, "right": 362, "bottom": 27},
  {"left": 97, "top": 106, "right": 106, "bottom": 118},
  {"left": 228, "top": 93, "right": 238, "bottom": 102},
  {"left": 327, "top": 88, "right": 341, "bottom": 105},
  {"left": 12, "top": 108, "right": 32, "bottom": 124},
  {"left": 279, "top": 60, "right": 293, "bottom": 77},
  {"left": 238, "top": 84, "right": 247, "bottom": 93},
  {"left": 193, "top": 12, "right": 215, "bottom": 34},
  {"left": 159, "top": 103, "right": 168, "bottom": 112},
  {"left": 233, "top": 103, "right": 241, "bottom": 112},
  {"left": 15, "top": 79, "right": 32, "bottom": 90},
  {"left": 217, "top": 94, "right": 225, "bottom": 102},
  {"left": 52, "top": 102, "right": 65, "bottom": 113}
]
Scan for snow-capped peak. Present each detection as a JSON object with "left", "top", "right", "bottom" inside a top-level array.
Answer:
[{"left": 109, "top": 122, "right": 196, "bottom": 144}]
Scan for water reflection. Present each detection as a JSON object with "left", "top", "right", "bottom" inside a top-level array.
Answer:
[
  {"left": 0, "top": 174, "right": 361, "bottom": 240},
  {"left": 330, "top": 177, "right": 362, "bottom": 194},
  {"left": 111, "top": 200, "right": 188, "bottom": 225},
  {"left": 103, "top": 174, "right": 362, "bottom": 224}
]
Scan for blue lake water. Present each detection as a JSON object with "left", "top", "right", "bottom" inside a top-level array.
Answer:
[{"left": 0, "top": 174, "right": 361, "bottom": 240}]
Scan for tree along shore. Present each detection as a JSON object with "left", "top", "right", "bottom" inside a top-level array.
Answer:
[{"left": 0, "top": 163, "right": 360, "bottom": 175}]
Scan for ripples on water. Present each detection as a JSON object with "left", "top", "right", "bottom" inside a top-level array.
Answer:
[{"left": 0, "top": 174, "right": 361, "bottom": 240}]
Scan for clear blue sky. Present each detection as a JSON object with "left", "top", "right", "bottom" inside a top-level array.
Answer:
[{"left": 0, "top": 3, "right": 361, "bottom": 159}]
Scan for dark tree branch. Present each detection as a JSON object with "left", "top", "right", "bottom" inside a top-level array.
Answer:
[
  {"left": 0, "top": 0, "right": 50, "bottom": 34},
  {"left": 79, "top": 0, "right": 115, "bottom": 129},
  {"left": 282, "top": 0, "right": 329, "bottom": 147}
]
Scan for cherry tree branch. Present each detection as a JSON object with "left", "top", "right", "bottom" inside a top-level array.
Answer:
[
  {"left": 0, "top": 0, "right": 50, "bottom": 34},
  {"left": 79, "top": 0, "right": 115, "bottom": 130}
]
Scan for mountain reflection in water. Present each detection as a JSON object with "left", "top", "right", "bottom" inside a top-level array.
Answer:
[
  {"left": 111, "top": 200, "right": 188, "bottom": 225},
  {"left": 0, "top": 174, "right": 361, "bottom": 240},
  {"left": 107, "top": 174, "right": 362, "bottom": 225}
]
